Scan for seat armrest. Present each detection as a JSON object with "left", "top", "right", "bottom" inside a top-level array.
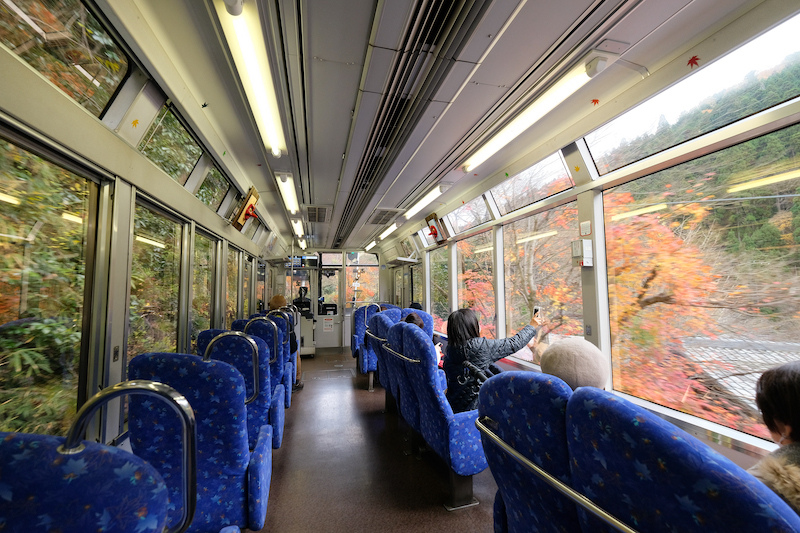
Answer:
[
  {"left": 436, "top": 368, "right": 447, "bottom": 392},
  {"left": 351, "top": 335, "right": 360, "bottom": 357},
  {"left": 248, "top": 424, "right": 272, "bottom": 531},
  {"left": 447, "top": 409, "right": 488, "bottom": 477}
]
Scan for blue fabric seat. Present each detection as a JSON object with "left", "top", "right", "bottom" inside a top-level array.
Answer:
[
  {"left": 129, "top": 353, "right": 272, "bottom": 533},
  {"left": 246, "top": 317, "right": 292, "bottom": 409},
  {"left": 386, "top": 321, "right": 422, "bottom": 433},
  {"left": 268, "top": 311, "right": 295, "bottom": 405},
  {"left": 231, "top": 319, "right": 248, "bottom": 331},
  {"left": 197, "top": 329, "right": 285, "bottom": 450},
  {"left": 567, "top": 387, "right": 800, "bottom": 532},
  {"left": 382, "top": 307, "right": 401, "bottom": 323},
  {"left": 478, "top": 371, "right": 579, "bottom": 532},
  {"left": 351, "top": 304, "right": 379, "bottom": 362},
  {"left": 401, "top": 308, "right": 434, "bottom": 338},
  {"left": 0, "top": 431, "right": 170, "bottom": 533}
]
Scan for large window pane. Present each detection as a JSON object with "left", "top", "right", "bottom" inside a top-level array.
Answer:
[
  {"left": 490, "top": 152, "right": 573, "bottom": 215},
  {"left": 586, "top": 13, "right": 800, "bottom": 176},
  {"left": 242, "top": 255, "right": 252, "bottom": 316},
  {"left": 196, "top": 167, "right": 230, "bottom": 210},
  {"left": 191, "top": 232, "right": 214, "bottom": 352},
  {"left": 0, "top": 0, "right": 129, "bottom": 116},
  {"left": 128, "top": 204, "right": 181, "bottom": 359},
  {"left": 430, "top": 247, "right": 449, "bottom": 332},
  {"left": 411, "top": 263, "right": 423, "bottom": 306},
  {"left": 321, "top": 252, "right": 343, "bottom": 266},
  {"left": 504, "top": 204, "right": 583, "bottom": 363},
  {"left": 256, "top": 261, "right": 266, "bottom": 313},
  {"left": 321, "top": 268, "right": 340, "bottom": 308},
  {"left": 345, "top": 252, "right": 378, "bottom": 309},
  {"left": 226, "top": 247, "right": 239, "bottom": 328},
  {"left": 457, "top": 232, "right": 495, "bottom": 338},
  {"left": 604, "top": 122, "right": 800, "bottom": 440},
  {"left": 138, "top": 106, "right": 202, "bottom": 185},
  {"left": 0, "top": 138, "right": 92, "bottom": 435},
  {"left": 446, "top": 195, "right": 491, "bottom": 234}
]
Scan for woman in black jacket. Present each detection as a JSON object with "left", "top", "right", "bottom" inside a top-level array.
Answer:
[{"left": 444, "top": 308, "right": 542, "bottom": 413}]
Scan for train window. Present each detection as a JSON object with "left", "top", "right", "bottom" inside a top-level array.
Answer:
[
  {"left": 0, "top": 137, "right": 93, "bottom": 435},
  {"left": 445, "top": 195, "right": 492, "bottom": 234},
  {"left": 321, "top": 252, "right": 343, "bottom": 266},
  {"left": 0, "top": 0, "right": 129, "bottom": 117},
  {"left": 191, "top": 231, "right": 215, "bottom": 352},
  {"left": 603, "top": 121, "right": 800, "bottom": 440},
  {"left": 243, "top": 219, "right": 259, "bottom": 239},
  {"left": 138, "top": 105, "right": 203, "bottom": 185},
  {"left": 429, "top": 246, "right": 449, "bottom": 332},
  {"left": 226, "top": 246, "right": 239, "bottom": 327},
  {"left": 128, "top": 203, "right": 182, "bottom": 360},
  {"left": 489, "top": 152, "right": 573, "bottom": 215},
  {"left": 410, "top": 263, "right": 423, "bottom": 306},
  {"left": 256, "top": 261, "right": 266, "bottom": 313},
  {"left": 345, "top": 252, "right": 378, "bottom": 309},
  {"left": 504, "top": 203, "right": 583, "bottom": 364},
  {"left": 418, "top": 227, "right": 435, "bottom": 247},
  {"left": 457, "top": 232, "right": 495, "bottom": 338},
  {"left": 196, "top": 166, "right": 230, "bottom": 210},
  {"left": 243, "top": 254, "right": 253, "bottom": 316},
  {"left": 586, "top": 13, "right": 800, "bottom": 176}
]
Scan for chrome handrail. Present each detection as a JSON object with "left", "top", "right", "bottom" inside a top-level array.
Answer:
[
  {"left": 244, "top": 317, "right": 279, "bottom": 364},
  {"left": 382, "top": 342, "right": 420, "bottom": 363},
  {"left": 268, "top": 310, "right": 290, "bottom": 345},
  {"left": 365, "top": 329, "right": 386, "bottom": 342},
  {"left": 203, "top": 331, "right": 260, "bottom": 404},
  {"left": 59, "top": 380, "right": 197, "bottom": 533},
  {"left": 475, "top": 416, "right": 639, "bottom": 533}
]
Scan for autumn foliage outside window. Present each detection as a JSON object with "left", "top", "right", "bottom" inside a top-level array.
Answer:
[
  {"left": 490, "top": 152, "right": 574, "bottom": 215},
  {"left": 457, "top": 232, "right": 495, "bottom": 339},
  {"left": 138, "top": 106, "right": 203, "bottom": 185},
  {"left": 345, "top": 251, "right": 379, "bottom": 309},
  {"left": 430, "top": 246, "right": 448, "bottom": 332},
  {"left": 191, "top": 232, "right": 214, "bottom": 353},
  {"left": 226, "top": 247, "right": 239, "bottom": 328}
]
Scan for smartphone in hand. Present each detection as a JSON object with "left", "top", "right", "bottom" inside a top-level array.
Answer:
[{"left": 533, "top": 306, "right": 541, "bottom": 316}]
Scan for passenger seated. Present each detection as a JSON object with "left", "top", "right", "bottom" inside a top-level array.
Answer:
[
  {"left": 404, "top": 312, "right": 443, "bottom": 366},
  {"left": 444, "top": 308, "right": 542, "bottom": 413},
  {"left": 539, "top": 337, "right": 609, "bottom": 390},
  {"left": 748, "top": 361, "right": 800, "bottom": 513}
]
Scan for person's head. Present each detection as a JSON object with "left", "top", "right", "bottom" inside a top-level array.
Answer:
[
  {"left": 410, "top": 302, "right": 423, "bottom": 310},
  {"left": 756, "top": 361, "right": 800, "bottom": 445},
  {"left": 540, "top": 337, "right": 608, "bottom": 390},
  {"left": 269, "top": 294, "right": 287, "bottom": 310},
  {"left": 446, "top": 308, "right": 480, "bottom": 347},
  {"left": 404, "top": 312, "right": 424, "bottom": 330}
]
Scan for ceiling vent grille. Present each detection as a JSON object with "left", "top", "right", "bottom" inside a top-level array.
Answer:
[
  {"left": 369, "top": 208, "right": 403, "bottom": 226},
  {"left": 332, "top": 0, "right": 492, "bottom": 247},
  {"left": 305, "top": 205, "right": 331, "bottom": 223}
]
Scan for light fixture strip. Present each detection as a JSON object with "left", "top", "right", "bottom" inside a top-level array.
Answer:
[
  {"left": 727, "top": 169, "right": 800, "bottom": 193},
  {"left": 379, "top": 223, "right": 398, "bottom": 240},
  {"left": 365, "top": 241, "right": 377, "bottom": 251},
  {"left": 405, "top": 185, "right": 444, "bottom": 219},
  {"left": 276, "top": 174, "right": 300, "bottom": 215},
  {"left": 611, "top": 203, "right": 668, "bottom": 221},
  {"left": 517, "top": 230, "right": 558, "bottom": 244},
  {"left": 291, "top": 219, "right": 304, "bottom": 238},
  {"left": 135, "top": 235, "right": 166, "bottom": 249}
]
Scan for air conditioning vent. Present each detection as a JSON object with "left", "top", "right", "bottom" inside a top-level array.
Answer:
[
  {"left": 369, "top": 209, "right": 402, "bottom": 225},
  {"left": 305, "top": 205, "right": 332, "bottom": 223}
]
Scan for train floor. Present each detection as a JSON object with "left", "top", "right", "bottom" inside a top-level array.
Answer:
[{"left": 256, "top": 348, "right": 497, "bottom": 532}]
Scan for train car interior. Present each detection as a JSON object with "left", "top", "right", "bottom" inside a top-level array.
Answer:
[{"left": 2, "top": 0, "right": 800, "bottom": 530}]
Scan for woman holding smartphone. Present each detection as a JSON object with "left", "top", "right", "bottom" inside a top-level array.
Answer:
[{"left": 444, "top": 307, "right": 543, "bottom": 413}]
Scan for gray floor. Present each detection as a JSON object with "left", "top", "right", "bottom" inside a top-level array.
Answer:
[{"left": 256, "top": 349, "right": 497, "bottom": 532}]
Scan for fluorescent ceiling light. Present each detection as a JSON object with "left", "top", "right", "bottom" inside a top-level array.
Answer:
[
  {"left": 517, "top": 230, "right": 558, "bottom": 244},
  {"left": 135, "top": 235, "right": 166, "bottom": 249},
  {"left": 61, "top": 213, "right": 83, "bottom": 224},
  {"left": 291, "top": 219, "right": 304, "bottom": 238},
  {"left": 298, "top": 239, "right": 307, "bottom": 250},
  {"left": 379, "top": 223, "right": 398, "bottom": 240},
  {"left": 611, "top": 203, "right": 667, "bottom": 221},
  {"left": 365, "top": 241, "right": 377, "bottom": 251},
  {"left": 473, "top": 245, "right": 493, "bottom": 254},
  {"left": 73, "top": 64, "right": 100, "bottom": 87},
  {"left": 405, "top": 185, "right": 445, "bottom": 219},
  {"left": 0, "top": 192, "right": 20, "bottom": 205},
  {"left": 463, "top": 51, "right": 615, "bottom": 173},
  {"left": 727, "top": 169, "right": 800, "bottom": 193},
  {"left": 276, "top": 174, "right": 300, "bottom": 215},
  {"left": 225, "top": 10, "right": 286, "bottom": 158}
]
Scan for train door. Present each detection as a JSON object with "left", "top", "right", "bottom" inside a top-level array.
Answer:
[
  {"left": 394, "top": 268, "right": 403, "bottom": 307},
  {"left": 316, "top": 266, "right": 342, "bottom": 348}
]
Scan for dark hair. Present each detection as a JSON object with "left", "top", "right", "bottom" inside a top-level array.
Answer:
[
  {"left": 410, "top": 302, "right": 423, "bottom": 310},
  {"left": 756, "top": 361, "right": 800, "bottom": 441},
  {"left": 446, "top": 308, "right": 480, "bottom": 347},
  {"left": 404, "top": 312, "right": 424, "bottom": 329}
]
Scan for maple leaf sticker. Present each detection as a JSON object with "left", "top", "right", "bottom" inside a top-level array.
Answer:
[
  {"left": 687, "top": 55, "right": 700, "bottom": 69},
  {"left": 575, "top": 165, "right": 581, "bottom": 173},
  {"left": 131, "top": 119, "right": 139, "bottom": 128},
  {"left": 591, "top": 99, "right": 599, "bottom": 106}
]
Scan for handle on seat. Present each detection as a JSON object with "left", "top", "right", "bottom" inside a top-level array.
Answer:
[
  {"left": 245, "top": 317, "right": 279, "bottom": 363},
  {"left": 268, "top": 310, "right": 290, "bottom": 345},
  {"left": 382, "top": 342, "right": 420, "bottom": 363},
  {"left": 59, "top": 380, "right": 197, "bottom": 533},
  {"left": 203, "top": 331, "right": 260, "bottom": 404}
]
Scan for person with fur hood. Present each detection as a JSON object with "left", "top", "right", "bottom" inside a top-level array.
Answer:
[{"left": 748, "top": 361, "right": 800, "bottom": 513}]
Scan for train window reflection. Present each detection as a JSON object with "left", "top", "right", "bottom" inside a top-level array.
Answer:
[
  {"left": 191, "top": 232, "right": 214, "bottom": 352},
  {"left": 457, "top": 232, "right": 495, "bottom": 338},
  {"left": 128, "top": 204, "right": 181, "bottom": 359},
  {"left": 138, "top": 105, "right": 202, "bottom": 185},
  {"left": 504, "top": 203, "right": 582, "bottom": 363},
  {"left": 446, "top": 195, "right": 491, "bottom": 234},
  {"left": 604, "top": 122, "right": 800, "bottom": 439},
  {"left": 0, "top": 0, "right": 130, "bottom": 117},
  {"left": 430, "top": 246, "right": 448, "bottom": 332},
  {"left": 489, "top": 152, "right": 573, "bottom": 215},
  {"left": 196, "top": 167, "right": 230, "bottom": 210},
  {"left": 586, "top": 13, "right": 800, "bottom": 176},
  {"left": 226, "top": 247, "right": 239, "bottom": 328},
  {"left": 0, "top": 138, "right": 92, "bottom": 435}
]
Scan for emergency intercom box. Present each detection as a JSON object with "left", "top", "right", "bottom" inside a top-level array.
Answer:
[{"left": 572, "top": 239, "right": 593, "bottom": 267}]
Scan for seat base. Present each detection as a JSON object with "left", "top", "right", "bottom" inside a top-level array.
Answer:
[{"left": 444, "top": 470, "right": 478, "bottom": 511}]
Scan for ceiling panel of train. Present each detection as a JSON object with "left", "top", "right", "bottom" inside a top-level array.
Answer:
[{"left": 99, "top": 0, "right": 762, "bottom": 253}]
